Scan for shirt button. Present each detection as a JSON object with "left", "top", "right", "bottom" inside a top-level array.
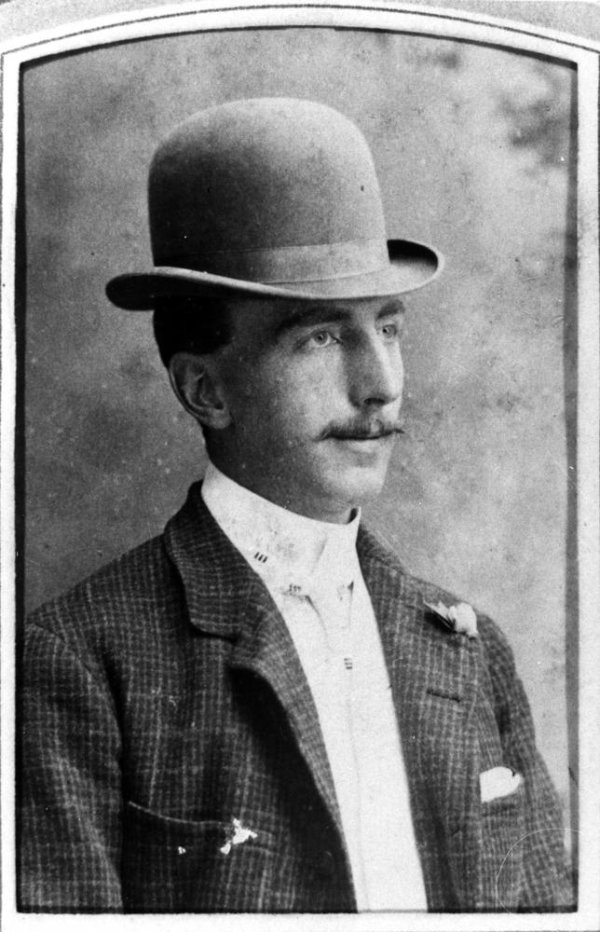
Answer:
[{"left": 317, "top": 849, "right": 335, "bottom": 878}]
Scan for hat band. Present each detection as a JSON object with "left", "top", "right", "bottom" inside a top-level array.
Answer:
[{"left": 160, "top": 237, "right": 390, "bottom": 284}]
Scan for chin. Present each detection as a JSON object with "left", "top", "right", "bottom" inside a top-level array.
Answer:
[{"left": 325, "top": 464, "right": 389, "bottom": 510}]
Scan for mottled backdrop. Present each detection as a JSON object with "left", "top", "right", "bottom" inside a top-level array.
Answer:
[{"left": 22, "top": 28, "right": 576, "bottom": 820}]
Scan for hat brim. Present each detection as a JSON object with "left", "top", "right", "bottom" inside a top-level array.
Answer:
[{"left": 106, "top": 239, "right": 443, "bottom": 310}]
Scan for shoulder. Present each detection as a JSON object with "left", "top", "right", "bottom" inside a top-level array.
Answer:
[
  {"left": 29, "top": 533, "right": 171, "bottom": 615},
  {"left": 25, "top": 533, "right": 182, "bottom": 664}
]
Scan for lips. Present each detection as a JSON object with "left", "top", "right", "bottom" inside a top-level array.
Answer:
[
  {"left": 327, "top": 425, "right": 402, "bottom": 440},
  {"left": 331, "top": 431, "right": 391, "bottom": 440},
  {"left": 319, "top": 418, "right": 404, "bottom": 443}
]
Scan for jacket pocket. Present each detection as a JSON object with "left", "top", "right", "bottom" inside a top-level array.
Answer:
[
  {"left": 122, "top": 801, "right": 275, "bottom": 912},
  {"left": 479, "top": 779, "right": 526, "bottom": 910}
]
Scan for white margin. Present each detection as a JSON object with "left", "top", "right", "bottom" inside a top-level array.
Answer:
[
  {"left": 575, "top": 48, "right": 600, "bottom": 923},
  {"left": 0, "top": 28, "right": 20, "bottom": 924},
  {"left": 0, "top": 1, "right": 600, "bottom": 58}
]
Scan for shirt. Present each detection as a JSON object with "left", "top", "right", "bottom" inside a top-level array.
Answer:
[{"left": 202, "top": 461, "right": 427, "bottom": 910}]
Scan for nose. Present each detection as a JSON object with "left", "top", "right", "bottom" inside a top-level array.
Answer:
[{"left": 348, "top": 334, "right": 403, "bottom": 408}]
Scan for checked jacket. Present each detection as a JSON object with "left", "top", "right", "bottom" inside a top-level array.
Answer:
[{"left": 19, "top": 482, "right": 573, "bottom": 912}]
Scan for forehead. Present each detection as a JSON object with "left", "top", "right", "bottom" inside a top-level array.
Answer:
[{"left": 226, "top": 294, "right": 405, "bottom": 344}]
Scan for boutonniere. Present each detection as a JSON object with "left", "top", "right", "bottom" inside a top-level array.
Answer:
[{"left": 424, "top": 600, "right": 478, "bottom": 638}]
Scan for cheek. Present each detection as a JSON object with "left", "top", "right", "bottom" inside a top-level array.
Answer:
[
  {"left": 223, "top": 353, "right": 335, "bottom": 444},
  {"left": 239, "top": 362, "right": 314, "bottom": 414},
  {"left": 258, "top": 391, "right": 318, "bottom": 443}
]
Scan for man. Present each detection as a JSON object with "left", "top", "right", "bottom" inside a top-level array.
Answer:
[{"left": 19, "top": 98, "right": 572, "bottom": 912}]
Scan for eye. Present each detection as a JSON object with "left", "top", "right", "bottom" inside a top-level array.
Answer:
[
  {"left": 306, "top": 329, "right": 337, "bottom": 348},
  {"left": 379, "top": 321, "right": 401, "bottom": 341}
]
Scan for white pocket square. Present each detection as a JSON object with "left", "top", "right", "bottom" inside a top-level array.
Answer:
[{"left": 480, "top": 766, "right": 523, "bottom": 803}]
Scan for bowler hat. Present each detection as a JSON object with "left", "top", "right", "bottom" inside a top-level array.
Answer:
[{"left": 106, "top": 98, "right": 442, "bottom": 309}]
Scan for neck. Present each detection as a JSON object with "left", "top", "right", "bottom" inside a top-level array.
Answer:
[{"left": 208, "top": 454, "right": 354, "bottom": 525}]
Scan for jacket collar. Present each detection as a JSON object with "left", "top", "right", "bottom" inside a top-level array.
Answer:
[{"left": 164, "top": 481, "right": 257, "bottom": 640}]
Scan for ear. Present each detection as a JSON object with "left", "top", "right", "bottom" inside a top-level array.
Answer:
[{"left": 168, "top": 352, "right": 232, "bottom": 430}]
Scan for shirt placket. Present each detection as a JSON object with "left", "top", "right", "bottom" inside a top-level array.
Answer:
[{"left": 307, "top": 579, "right": 371, "bottom": 909}]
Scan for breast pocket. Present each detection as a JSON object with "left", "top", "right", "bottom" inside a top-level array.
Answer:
[
  {"left": 122, "top": 801, "right": 275, "bottom": 912},
  {"left": 479, "top": 779, "right": 526, "bottom": 910}
]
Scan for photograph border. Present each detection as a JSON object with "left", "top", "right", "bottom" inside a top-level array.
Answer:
[{"left": 2, "top": 2, "right": 599, "bottom": 930}]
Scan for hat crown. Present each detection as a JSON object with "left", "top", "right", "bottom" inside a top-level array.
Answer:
[
  {"left": 106, "top": 98, "right": 442, "bottom": 310},
  {"left": 149, "top": 98, "right": 386, "bottom": 269}
]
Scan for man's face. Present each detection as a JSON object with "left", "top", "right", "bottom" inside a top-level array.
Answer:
[{"left": 209, "top": 295, "right": 405, "bottom": 523}]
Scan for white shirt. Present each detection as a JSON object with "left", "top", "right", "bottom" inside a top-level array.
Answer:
[{"left": 202, "top": 461, "right": 427, "bottom": 911}]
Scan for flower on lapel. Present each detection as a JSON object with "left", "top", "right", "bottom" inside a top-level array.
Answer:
[{"left": 424, "top": 600, "right": 478, "bottom": 638}]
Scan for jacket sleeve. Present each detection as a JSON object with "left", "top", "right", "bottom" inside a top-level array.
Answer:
[
  {"left": 482, "top": 618, "right": 574, "bottom": 910},
  {"left": 19, "top": 620, "right": 123, "bottom": 911}
]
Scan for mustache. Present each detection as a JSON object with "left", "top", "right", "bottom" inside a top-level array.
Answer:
[{"left": 319, "top": 417, "right": 405, "bottom": 441}]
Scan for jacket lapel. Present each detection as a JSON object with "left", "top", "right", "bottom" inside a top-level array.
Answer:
[
  {"left": 357, "top": 527, "right": 482, "bottom": 909},
  {"left": 164, "top": 484, "right": 483, "bottom": 908},
  {"left": 227, "top": 585, "right": 345, "bottom": 841},
  {"left": 163, "top": 483, "right": 345, "bottom": 844}
]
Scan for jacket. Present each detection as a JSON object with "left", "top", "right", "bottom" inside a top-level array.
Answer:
[{"left": 18, "top": 482, "right": 573, "bottom": 912}]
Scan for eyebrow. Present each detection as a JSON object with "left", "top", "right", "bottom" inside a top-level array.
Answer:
[{"left": 271, "top": 299, "right": 405, "bottom": 340}]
